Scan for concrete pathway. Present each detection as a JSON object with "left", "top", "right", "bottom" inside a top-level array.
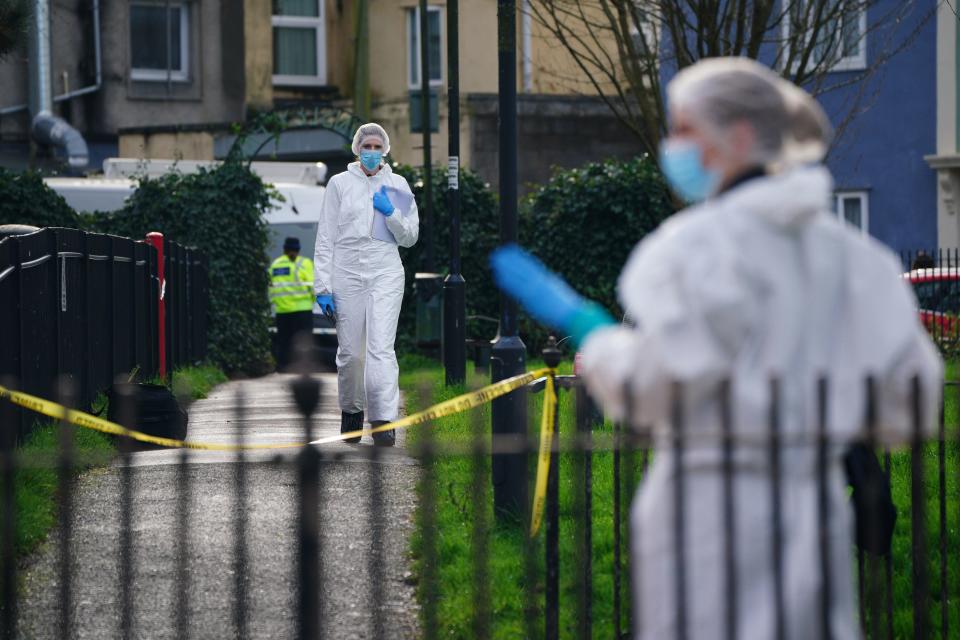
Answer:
[{"left": 17, "top": 373, "right": 420, "bottom": 639}]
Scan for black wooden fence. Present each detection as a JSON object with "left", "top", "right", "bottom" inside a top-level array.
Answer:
[{"left": 0, "top": 227, "right": 207, "bottom": 443}]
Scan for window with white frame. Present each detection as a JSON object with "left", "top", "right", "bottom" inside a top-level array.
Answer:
[
  {"left": 407, "top": 6, "right": 443, "bottom": 90},
  {"left": 272, "top": 0, "right": 326, "bottom": 86},
  {"left": 784, "top": 0, "right": 866, "bottom": 72},
  {"left": 834, "top": 191, "right": 869, "bottom": 233},
  {"left": 130, "top": 3, "right": 189, "bottom": 82}
]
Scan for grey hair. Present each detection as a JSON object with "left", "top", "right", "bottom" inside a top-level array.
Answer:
[
  {"left": 667, "top": 58, "right": 790, "bottom": 166},
  {"left": 351, "top": 122, "right": 391, "bottom": 156}
]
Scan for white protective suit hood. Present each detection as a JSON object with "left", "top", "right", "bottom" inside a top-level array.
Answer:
[
  {"left": 579, "top": 165, "right": 942, "bottom": 640},
  {"left": 726, "top": 165, "right": 830, "bottom": 230}
]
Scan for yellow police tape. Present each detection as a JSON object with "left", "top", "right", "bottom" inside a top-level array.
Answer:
[
  {"left": 529, "top": 373, "right": 556, "bottom": 538},
  {"left": 0, "top": 384, "right": 300, "bottom": 451},
  {"left": 313, "top": 367, "right": 554, "bottom": 445},
  {"left": 0, "top": 366, "right": 557, "bottom": 536}
]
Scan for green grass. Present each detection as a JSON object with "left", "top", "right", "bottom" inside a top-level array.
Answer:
[
  {"left": 2, "top": 364, "right": 227, "bottom": 565},
  {"left": 171, "top": 364, "right": 229, "bottom": 400},
  {"left": 402, "top": 358, "right": 641, "bottom": 638},
  {"left": 7, "top": 420, "right": 116, "bottom": 557},
  {"left": 880, "top": 363, "right": 960, "bottom": 638},
  {"left": 403, "top": 359, "right": 960, "bottom": 638}
]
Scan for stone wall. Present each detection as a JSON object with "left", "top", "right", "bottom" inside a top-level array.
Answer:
[{"left": 466, "top": 94, "right": 644, "bottom": 195}]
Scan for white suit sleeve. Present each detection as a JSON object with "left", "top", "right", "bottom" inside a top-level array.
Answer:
[
  {"left": 872, "top": 255, "right": 944, "bottom": 445},
  {"left": 876, "top": 326, "right": 942, "bottom": 445},
  {"left": 384, "top": 177, "right": 420, "bottom": 248},
  {"left": 314, "top": 178, "right": 339, "bottom": 295}
]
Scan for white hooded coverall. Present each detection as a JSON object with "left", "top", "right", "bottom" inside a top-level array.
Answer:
[
  {"left": 314, "top": 162, "right": 419, "bottom": 421},
  {"left": 579, "top": 166, "right": 942, "bottom": 640}
]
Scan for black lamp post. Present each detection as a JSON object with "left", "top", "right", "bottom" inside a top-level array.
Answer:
[
  {"left": 419, "top": 0, "right": 434, "bottom": 272},
  {"left": 442, "top": 0, "right": 466, "bottom": 386},
  {"left": 491, "top": 0, "right": 527, "bottom": 521}
]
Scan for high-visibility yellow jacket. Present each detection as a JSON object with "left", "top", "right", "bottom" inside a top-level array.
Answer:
[{"left": 269, "top": 254, "right": 314, "bottom": 314}]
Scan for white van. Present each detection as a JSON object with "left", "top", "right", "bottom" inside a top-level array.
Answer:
[{"left": 44, "top": 159, "right": 335, "bottom": 353}]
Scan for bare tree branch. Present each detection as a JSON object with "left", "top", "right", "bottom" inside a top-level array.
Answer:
[{"left": 526, "top": 0, "right": 931, "bottom": 159}]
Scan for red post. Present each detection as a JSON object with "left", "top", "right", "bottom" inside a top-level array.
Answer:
[{"left": 145, "top": 232, "right": 166, "bottom": 380}]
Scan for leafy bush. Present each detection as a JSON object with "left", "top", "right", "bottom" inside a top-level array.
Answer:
[
  {"left": 83, "top": 160, "right": 275, "bottom": 375},
  {"left": 0, "top": 0, "right": 29, "bottom": 58},
  {"left": 391, "top": 156, "right": 673, "bottom": 356},
  {"left": 0, "top": 168, "right": 78, "bottom": 228},
  {"left": 518, "top": 156, "right": 675, "bottom": 349},
  {"left": 390, "top": 162, "right": 501, "bottom": 350}
]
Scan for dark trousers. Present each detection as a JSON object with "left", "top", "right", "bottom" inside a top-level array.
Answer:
[{"left": 276, "top": 311, "right": 313, "bottom": 370}]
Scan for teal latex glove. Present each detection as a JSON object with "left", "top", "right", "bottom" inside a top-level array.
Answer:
[
  {"left": 316, "top": 294, "right": 336, "bottom": 320},
  {"left": 489, "top": 244, "right": 614, "bottom": 345},
  {"left": 372, "top": 186, "right": 395, "bottom": 216}
]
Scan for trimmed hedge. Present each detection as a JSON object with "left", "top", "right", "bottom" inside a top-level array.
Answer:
[
  {"left": 391, "top": 156, "right": 673, "bottom": 354},
  {"left": 0, "top": 168, "right": 79, "bottom": 228},
  {"left": 81, "top": 161, "right": 275, "bottom": 375},
  {"left": 518, "top": 156, "right": 675, "bottom": 349}
]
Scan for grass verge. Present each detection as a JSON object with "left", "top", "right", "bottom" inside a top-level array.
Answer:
[
  {"left": 171, "top": 364, "right": 229, "bottom": 400},
  {"left": 4, "top": 363, "right": 227, "bottom": 561},
  {"left": 403, "top": 360, "right": 960, "bottom": 638},
  {"left": 8, "top": 421, "right": 115, "bottom": 557},
  {"left": 881, "top": 363, "right": 960, "bottom": 638},
  {"left": 403, "top": 358, "right": 642, "bottom": 637}
]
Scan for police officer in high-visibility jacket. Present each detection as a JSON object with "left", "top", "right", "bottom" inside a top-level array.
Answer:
[{"left": 270, "top": 237, "right": 314, "bottom": 370}]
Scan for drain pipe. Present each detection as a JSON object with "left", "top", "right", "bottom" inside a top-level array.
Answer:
[
  {"left": 28, "top": 0, "right": 53, "bottom": 118},
  {"left": 28, "top": 0, "right": 89, "bottom": 169},
  {"left": 54, "top": 0, "right": 101, "bottom": 102},
  {"left": 32, "top": 116, "right": 89, "bottom": 169},
  {"left": 1, "top": 0, "right": 102, "bottom": 118}
]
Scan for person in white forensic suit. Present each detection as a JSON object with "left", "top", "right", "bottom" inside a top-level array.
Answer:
[
  {"left": 490, "top": 58, "right": 942, "bottom": 639},
  {"left": 314, "top": 123, "right": 419, "bottom": 446}
]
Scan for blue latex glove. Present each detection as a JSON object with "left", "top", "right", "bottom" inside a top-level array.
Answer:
[
  {"left": 372, "top": 186, "right": 395, "bottom": 216},
  {"left": 490, "top": 244, "right": 614, "bottom": 345},
  {"left": 316, "top": 294, "right": 336, "bottom": 319}
]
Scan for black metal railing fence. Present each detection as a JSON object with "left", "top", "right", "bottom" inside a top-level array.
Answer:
[{"left": 0, "top": 347, "right": 956, "bottom": 639}]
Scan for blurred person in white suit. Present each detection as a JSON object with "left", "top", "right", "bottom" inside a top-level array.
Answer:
[{"left": 491, "top": 58, "right": 941, "bottom": 639}]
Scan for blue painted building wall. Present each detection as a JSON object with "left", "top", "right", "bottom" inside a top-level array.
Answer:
[
  {"left": 656, "top": 1, "right": 938, "bottom": 254},
  {"left": 817, "top": 0, "right": 937, "bottom": 254}
]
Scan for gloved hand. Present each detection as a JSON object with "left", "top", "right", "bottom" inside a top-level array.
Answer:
[
  {"left": 316, "top": 294, "right": 336, "bottom": 320},
  {"left": 490, "top": 244, "right": 614, "bottom": 345},
  {"left": 372, "top": 186, "right": 395, "bottom": 216}
]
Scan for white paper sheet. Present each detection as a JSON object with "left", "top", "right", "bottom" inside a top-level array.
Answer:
[
  {"left": 372, "top": 208, "right": 396, "bottom": 243},
  {"left": 371, "top": 186, "right": 415, "bottom": 244},
  {"left": 383, "top": 186, "right": 415, "bottom": 215}
]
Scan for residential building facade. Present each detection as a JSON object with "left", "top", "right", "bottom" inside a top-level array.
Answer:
[
  {"left": 927, "top": 0, "right": 960, "bottom": 250},
  {"left": 0, "top": 1, "right": 942, "bottom": 255},
  {"left": 814, "top": 0, "right": 938, "bottom": 255},
  {"left": 0, "top": 0, "right": 641, "bottom": 190}
]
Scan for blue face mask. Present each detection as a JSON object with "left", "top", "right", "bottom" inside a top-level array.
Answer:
[
  {"left": 360, "top": 150, "right": 383, "bottom": 172},
  {"left": 658, "top": 138, "right": 720, "bottom": 203}
]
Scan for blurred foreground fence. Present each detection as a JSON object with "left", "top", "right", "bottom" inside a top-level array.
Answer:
[
  {"left": 0, "top": 343, "right": 955, "bottom": 638},
  {"left": 0, "top": 227, "right": 207, "bottom": 443}
]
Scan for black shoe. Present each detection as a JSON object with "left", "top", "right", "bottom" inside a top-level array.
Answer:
[
  {"left": 371, "top": 420, "right": 395, "bottom": 447},
  {"left": 341, "top": 411, "right": 364, "bottom": 444}
]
